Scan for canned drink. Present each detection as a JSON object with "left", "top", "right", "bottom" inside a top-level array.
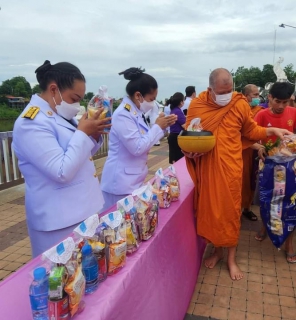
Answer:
[{"left": 48, "top": 294, "right": 69, "bottom": 320}]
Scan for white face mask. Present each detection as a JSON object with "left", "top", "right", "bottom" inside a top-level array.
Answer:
[
  {"left": 212, "top": 90, "right": 232, "bottom": 107},
  {"left": 53, "top": 90, "right": 81, "bottom": 120},
  {"left": 139, "top": 95, "right": 155, "bottom": 113}
]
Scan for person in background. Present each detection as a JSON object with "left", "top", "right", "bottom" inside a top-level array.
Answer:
[
  {"left": 168, "top": 92, "right": 186, "bottom": 164},
  {"left": 254, "top": 82, "right": 296, "bottom": 263},
  {"left": 100, "top": 67, "right": 177, "bottom": 211},
  {"left": 12, "top": 60, "right": 111, "bottom": 257},
  {"left": 241, "top": 84, "right": 264, "bottom": 221},
  {"left": 163, "top": 98, "right": 171, "bottom": 136},
  {"left": 183, "top": 68, "right": 291, "bottom": 280},
  {"left": 181, "top": 86, "right": 196, "bottom": 115}
]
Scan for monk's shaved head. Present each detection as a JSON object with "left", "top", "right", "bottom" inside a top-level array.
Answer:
[
  {"left": 209, "top": 68, "right": 233, "bottom": 89},
  {"left": 242, "top": 84, "right": 258, "bottom": 96}
]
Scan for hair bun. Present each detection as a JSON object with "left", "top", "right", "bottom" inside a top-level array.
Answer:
[
  {"left": 35, "top": 60, "right": 52, "bottom": 83},
  {"left": 118, "top": 67, "right": 145, "bottom": 81}
]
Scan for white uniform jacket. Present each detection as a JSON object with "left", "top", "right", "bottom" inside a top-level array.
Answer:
[
  {"left": 101, "top": 96, "right": 164, "bottom": 195},
  {"left": 12, "top": 94, "right": 104, "bottom": 231}
]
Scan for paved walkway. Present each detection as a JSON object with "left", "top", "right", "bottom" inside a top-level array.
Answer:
[{"left": 1, "top": 141, "right": 296, "bottom": 319}]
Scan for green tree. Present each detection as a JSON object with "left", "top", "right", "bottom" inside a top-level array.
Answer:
[
  {"left": 284, "top": 64, "right": 296, "bottom": 83},
  {"left": 32, "top": 84, "right": 41, "bottom": 94},
  {"left": 0, "top": 76, "right": 32, "bottom": 98},
  {"left": 85, "top": 92, "right": 94, "bottom": 101},
  {"left": 0, "top": 80, "right": 13, "bottom": 95},
  {"left": 261, "top": 64, "right": 277, "bottom": 86}
]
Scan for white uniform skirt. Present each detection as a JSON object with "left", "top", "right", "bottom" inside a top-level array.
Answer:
[{"left": 28, "top": 223, "right": 80, "bottom": 258}]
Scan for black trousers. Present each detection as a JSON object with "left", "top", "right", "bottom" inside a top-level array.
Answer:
[{"left": 168, "top": 133, "right": 184, "bottom": 164}]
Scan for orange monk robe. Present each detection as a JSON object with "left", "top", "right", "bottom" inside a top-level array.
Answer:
[
  {"left": 185, "top": 91, "right": 267, "bottom": 247},
  {"left": 241, "top": 106, "right": 263, "bottom": 209}
]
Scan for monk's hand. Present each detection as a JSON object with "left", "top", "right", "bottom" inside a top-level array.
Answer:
[
  {"left": 266, "top": 128, "right": 293, "bottom": 140},
  {"left": 182, "top": 151, "right": 204, "bottom": 158},
  {"left": 258, "top": 147, "right": 267, "bottom": 161}
]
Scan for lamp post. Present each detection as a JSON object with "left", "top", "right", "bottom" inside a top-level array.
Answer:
[{"left": 279, "top": 23, "right": 296, "bottom": 29}]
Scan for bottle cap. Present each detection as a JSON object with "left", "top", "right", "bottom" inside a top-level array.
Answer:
[
  {"left": 33, "top": 267, "right": 47, "bottom": 280},
  {"left": 82, "top": 244, "right": 92, "bottom": 255},
  {"left": 152, "top": 194, "right": 157, "bottom": 200}
]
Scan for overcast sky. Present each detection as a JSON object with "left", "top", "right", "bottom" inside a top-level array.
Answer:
[{"left": 1, "top": 0, "right": 296, "bottom": 101}]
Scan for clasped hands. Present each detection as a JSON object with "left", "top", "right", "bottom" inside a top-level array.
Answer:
[{"left": 78, "top": 107, "right": 112, "bottom": 141}]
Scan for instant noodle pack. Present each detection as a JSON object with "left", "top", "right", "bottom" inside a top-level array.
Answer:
[
  {"left": 28, "top": 165, "right": 180, "bottom": 319},
  {"left": 259, "top": 135, "right": 296, "bottom": 248}
]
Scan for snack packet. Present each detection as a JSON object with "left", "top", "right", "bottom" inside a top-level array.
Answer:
[
  {"left": 117, "top": 196, "right": 141, "bottom": 254},
  {"left": 187, "top": 118, "right": 203, "bottom": 131},
  {"left": 100, "top": 211, "right": 127, "bottom": 275},
  {"left": 87, "top": 85, "right": 112, "bottom": 131},
  {"left": 133, "top": 184, "right": 158, "bottom": 240},
  {"left": 164, "top": 165, "right": 180, "bottom": 201},
  {"left": 152, "top": 168, "right": 171, "bottom": 208}
]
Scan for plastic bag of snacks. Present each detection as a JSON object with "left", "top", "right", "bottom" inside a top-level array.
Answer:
[
  {"left": 87, "top": 85, "right": 112, "bottom": 131},
  {"left": 74, "top": 215, "right": 107, "bottom": 283},
  {"left": 132, "top": 184, "right": 159, "bottom": 241},
  {"left": 117, "top": 195, "right": 141, "bottom": 254},
  {"left": 100, "top": 211, "right": 127, "bottom": 275},
  {"left": 187, "top": 118, "right": 203, "bottom": 132},
  {"left": 259, "top": 157, "right": 296, "bottom": 248},
  {"left": 41, "top": 237, "right": 85, "bottom": 318},
  {"left": 151, "top": 168, "right": 171, "bottom": 208},
  {"left": 164, "top": 165, "right": 180, "bottom": 201}
]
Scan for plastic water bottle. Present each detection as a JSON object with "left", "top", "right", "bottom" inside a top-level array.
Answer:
[
  {"left": 81, "top": 244, "right": 99, "bottom": 294},
  {"left": 152, "top": 194, "right": 159, "bottom": 213},
  {"left": 29, "top": 267, "right": 49, "bottom": 320}
]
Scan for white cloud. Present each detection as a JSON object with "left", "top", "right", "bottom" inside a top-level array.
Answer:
[{"left": 0, "top": 0, "right": 295, "bottom": 100}]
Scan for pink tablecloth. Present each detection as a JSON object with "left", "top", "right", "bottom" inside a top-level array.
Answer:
[{"left": 0, "top": 158, "right": 206, "bottom": 320}]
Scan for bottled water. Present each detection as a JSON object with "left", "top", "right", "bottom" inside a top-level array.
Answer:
[
  {"left": 82, "top": 244, "right": 99, "bottom": 294},
  {"left": 29, "top": 267, "right": 49, "bottom": 320}
]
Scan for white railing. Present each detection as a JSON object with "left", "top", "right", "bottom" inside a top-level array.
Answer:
[{"left": 0, "top": 132, "right": 109, "bottom": 190}]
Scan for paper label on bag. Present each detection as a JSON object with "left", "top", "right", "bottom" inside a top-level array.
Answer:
[
  {"left": 42, "top": 237, "right": 75, "bottom": 264},
  {"left": 74, "top": 214, "right": 100, "bottom": 237},
  {"left": 132, "top": 184, "right": 153, "bottom": 202},
  {"left": 101, "top": 210, "right": 122, "bottom": 229},
  {"left": 117, "top": 195, "right": 134, "bottom": 212}
]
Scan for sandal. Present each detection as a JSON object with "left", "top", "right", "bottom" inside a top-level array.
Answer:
[
  {"left": 255, "top": 231, "right": 267, "bottom": 241},
  {"left": 243, "top": 210, "right": 258, "bottom": 221},
  {"left": 286, "top": 252, "right": 296, "bottom": 264}
]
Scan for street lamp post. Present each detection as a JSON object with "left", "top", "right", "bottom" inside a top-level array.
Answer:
[{"left": 279, "top": 23, "right": 296, "bottom": 29}]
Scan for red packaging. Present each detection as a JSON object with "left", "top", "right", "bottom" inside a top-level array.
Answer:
[{"left": 48, "top": 295, "right": 70, "bottom": 320}]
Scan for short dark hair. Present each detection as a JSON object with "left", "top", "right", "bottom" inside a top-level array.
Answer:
[
  {"left": 269, "top": 82, "right": 294, "bottom": 100},
  {"left": 168, "top": 92, "right": 184, "bottom": 110},
  {"left": 185, "top": 86, "right": 195, "bottom": 97},
  {"left": 119, "top": 67, "right": 158, "bottom": 97},
  {"left": 35, "top": 60, "right": 85, "bottom": 91}
]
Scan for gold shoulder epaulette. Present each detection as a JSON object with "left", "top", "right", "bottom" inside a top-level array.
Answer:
[
  {"left": 124, "top": 104, "right": 131, "bottom": 112},
  {"left": 22, "top": 106, "right": 40, "bottom": 120}
]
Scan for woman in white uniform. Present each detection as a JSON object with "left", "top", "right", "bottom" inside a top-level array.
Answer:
[
  {"left": 100, "top": 67, "right": 177, "bottom": 211},
  {"left": 12, "top": 60, "right": 111, "bottom": 257}
]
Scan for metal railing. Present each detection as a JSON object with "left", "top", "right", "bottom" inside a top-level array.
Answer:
[{"left": 0, "top": 131, "right": 109, "bottom": 190}]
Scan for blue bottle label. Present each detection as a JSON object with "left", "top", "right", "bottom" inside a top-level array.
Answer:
[
  {"left": 83, "top": 264, "right": 98, "bottom": 283},
  {"left": 29, "top": 293, "right": 48, "bottom": 311}
]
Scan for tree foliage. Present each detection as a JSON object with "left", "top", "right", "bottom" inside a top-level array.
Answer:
[
  {"left": 0, "top": 76, "right": 32, "bottom": 98},
  {"left": 233, "top": 64, "right": 295, "bottom": 92}
]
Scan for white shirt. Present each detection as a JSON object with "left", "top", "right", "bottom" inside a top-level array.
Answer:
[{"left": 181, "top": 97, "right": 192, "bottom": 112}]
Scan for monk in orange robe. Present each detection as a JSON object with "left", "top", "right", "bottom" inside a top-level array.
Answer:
[
  {"left": 241, "top": 84, "right": 264, "bottom": 221},
  {"left": 184, "top": 69, "right": 292, "bottom": 280}
]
